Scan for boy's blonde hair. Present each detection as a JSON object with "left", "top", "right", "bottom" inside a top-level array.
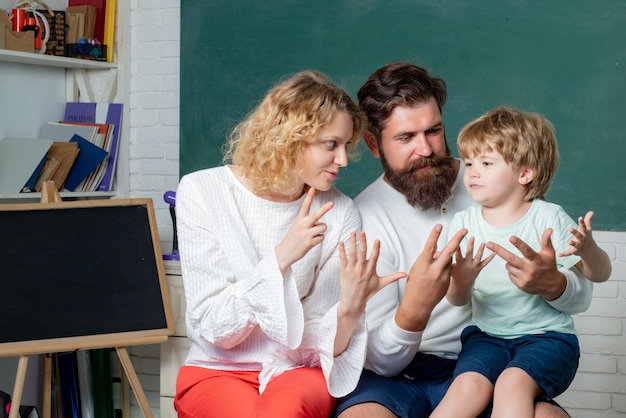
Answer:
[
  {"left": 223, "top": 70, "right": 365, "bottom": 195},
  {"left": 457, "top": 106, "right": 560, "bottom": 200}
]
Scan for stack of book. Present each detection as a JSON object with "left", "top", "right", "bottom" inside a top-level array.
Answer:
[
  {"left": 0, "top": 102, "right": 123, "bottom": 195},
  {"left": 65, "top": 5, "right": 96, "bottom": 45},
  {"left": 63, "top": 0, "right": 117, "bottom": 62},
  {"left": 53, "top": 349, "right": 124, "bottom": 418}
]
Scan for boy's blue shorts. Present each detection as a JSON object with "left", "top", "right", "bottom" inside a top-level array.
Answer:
[
  {"left": 454, "top": 325, "right": 580, "bottom": 400},
  {"left": 333, "top": 352, "right": 459, "bottom": 418}
]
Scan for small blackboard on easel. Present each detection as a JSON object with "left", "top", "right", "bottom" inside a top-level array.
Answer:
[{"left": 0, "top": 182, "right": 174, "bottom": 418}]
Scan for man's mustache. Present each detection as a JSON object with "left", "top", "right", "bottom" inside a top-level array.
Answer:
[{"left": 404, "top": 155, "right": 454, "bottom": 173}]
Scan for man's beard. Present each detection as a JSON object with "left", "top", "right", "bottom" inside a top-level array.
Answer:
[{"left": 381, "top": 150, "right": 457, "bottom": 211}]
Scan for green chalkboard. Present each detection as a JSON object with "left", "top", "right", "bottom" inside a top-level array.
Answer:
[{"left": 181, "top": 0, "right": 626, "bottom": 230}]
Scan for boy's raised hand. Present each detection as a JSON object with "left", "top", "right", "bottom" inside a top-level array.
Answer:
[
  {"left": 452, "top": 236, "right": 495, "bottom": 285},
  {"left": 447, "top": 236, "right": 495, "bottom": 306},
  {"left": 559, "top": 211, "right": 596, "bottom": 257}
]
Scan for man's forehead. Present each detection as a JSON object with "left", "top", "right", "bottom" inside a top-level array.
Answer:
[{"left": 384, "top": 102, "right": 443, "bottom": 133}]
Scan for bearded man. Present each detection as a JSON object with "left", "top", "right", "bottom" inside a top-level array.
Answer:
[{"left": 333, "top": 62, "right": 592, "bottom": 418}]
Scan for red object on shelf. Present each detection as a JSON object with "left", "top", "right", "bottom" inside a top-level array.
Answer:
[{"left": 10, "top": 8, "right": 26, "bottom": 31}]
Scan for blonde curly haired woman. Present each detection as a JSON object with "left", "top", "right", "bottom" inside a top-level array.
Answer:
[{"left": 174, "top": 71, "right": 405, "bottom": 418}]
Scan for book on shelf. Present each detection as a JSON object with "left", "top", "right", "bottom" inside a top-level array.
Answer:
[
  {"left": 59, "top": 121, "right": 113, "bottom": 192},
  {"left": 22, "top": 153, "right": 48, "bottom": 193},
  {"left": 39, "top": 123, "right": 100, "bottom": 191},
  {"left": 76, "top": 350, "right": 94, "bottom": 418},
  {"left": 66, "top": 5, "right": 96, "bottom": 43},
  {"left": 45, "top": 349, "right": 126, "bottom": 418},
  {"left": 110, "top": 350, "right": 123, "bottom": 418},
  {"left": 44, "top": 142, "right": 80, "bottom": 192},
  {"left": 55, "top": 352, "right": 82, "bottom": 418},
  {"left": 67, "top": 0, "right": 107, "bottom": 44},
  {"left": 33, "top": 155, "right": 60, "bottom": 192},
  {"left": 104, "top": 0, "right": 116, "bottom": 62},
  {"left": 64, "top": 134, "right": 108, "bottom": 192},
  {"left": 42, "top": 119, "right": 112, "bottom": 192},
  {"left": 64, "top": 102, "right": 123, "bottom": 192},
  {"left": 0, "top": 137, "right": 53, "bottom": 194},
  {"left": 89, "top": 348, "right": 113, "bottom": 418},
  {"left": 40, "top": 122, "right": 99, "bottom": 145},
  {"left": 99, "top": 103, "right": 122, "bottom": 191}
]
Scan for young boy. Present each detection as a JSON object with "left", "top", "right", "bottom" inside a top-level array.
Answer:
[{"left": 430, "top": 106, "right": 612, "bottom": 418}]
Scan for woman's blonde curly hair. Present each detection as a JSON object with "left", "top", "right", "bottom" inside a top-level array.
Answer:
[{"left": 223, "top": 70, "right": 365, "bottom": 195}]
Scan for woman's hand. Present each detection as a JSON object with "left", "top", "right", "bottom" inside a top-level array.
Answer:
[
  {"left": 338, "top": 231, "right": 406, "bottom": 318},
  {"left": 334, "top": 231, "right": 406, "bottom": 356},
  {"left": 275, "top": 188, "right": 333, "bottom": 274}
]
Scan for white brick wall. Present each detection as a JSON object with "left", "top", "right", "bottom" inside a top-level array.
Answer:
[
  {"left": 127, "top": 4, "right": 626, "bottom": 418},
  {"left": 128, "top": 2, "right": 180, "bottom": 418},
  {"left": 556, "top": 231, "right": 626, "bottom": 417},
  {"left": 129, "top": 0, "right": 180, "bottom": 257}
]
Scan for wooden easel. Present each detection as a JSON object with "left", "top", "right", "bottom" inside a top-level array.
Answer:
[
  {"left": 13, "top": 349, "right": 158, "bottom": 418},
  {"left": 8, "top": 182, "right": 159, "bottom": 418}
]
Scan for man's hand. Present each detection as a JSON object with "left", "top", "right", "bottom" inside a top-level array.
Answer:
[
  {"left": 395, "top": 225, "right": 467, "bottom": 332},
  {"left": 486, "top": 228, "right": 566, "bottom": 301}
]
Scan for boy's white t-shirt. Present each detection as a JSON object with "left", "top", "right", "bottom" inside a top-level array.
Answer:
[{"left": 450, "top": 199, "right": 580, "bottom": 338}]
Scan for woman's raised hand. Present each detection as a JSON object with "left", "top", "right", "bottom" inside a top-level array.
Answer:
[{"left": 275, "top": 188, "right": 333, "bottom": 274}]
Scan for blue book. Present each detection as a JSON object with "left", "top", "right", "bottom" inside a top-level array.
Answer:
[
  {"left": 56, "top": 352, "right": 82, "bottom": 418},
  {"left": 22, "top": 152, "right": 48, "bottom": 193},
  {"left": 64, "top": 134, "right": 108, "bottom": 192}
]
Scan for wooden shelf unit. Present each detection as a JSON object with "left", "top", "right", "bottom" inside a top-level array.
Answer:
[{"left": 0, "top": 2, "right": 130, "bottom": 202}]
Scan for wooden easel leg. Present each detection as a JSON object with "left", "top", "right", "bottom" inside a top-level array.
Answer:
[
  {"left": 43, "top": 355, "right": 52, "bottom": 418},
  {"left": 115, "top": 347, "right": 154, "bottom": 418},
  {"left": 9, "top": 356, "right": 28, "bottom": 418}
]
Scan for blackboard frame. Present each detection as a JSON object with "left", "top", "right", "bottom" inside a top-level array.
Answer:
[{"left": 0, "top": 198, "right": 175, "bottom": 357}]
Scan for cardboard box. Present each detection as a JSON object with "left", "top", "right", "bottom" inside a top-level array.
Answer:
[{"left": 0, "top": 12, "right": 34, "bottom": 53}]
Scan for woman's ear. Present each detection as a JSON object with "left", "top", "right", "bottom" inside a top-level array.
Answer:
[
  {"left": 518, "top": 167, "right": 535, "bottom": 185},
  {"left": 362, "top": 129, "right": 380, "bottom": 158}
]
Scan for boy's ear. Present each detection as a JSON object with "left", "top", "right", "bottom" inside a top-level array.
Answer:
[
  {"left": 362, "top": 129, "right": 380, "bottom": 158},
  {"left": 519, "top": 167, "right": 535, "bottom": 185}
]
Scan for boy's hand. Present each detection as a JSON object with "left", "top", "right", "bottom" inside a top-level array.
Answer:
[
  {"left": 487, "top": 229, "right": 566, "bottom": 300},
  {"left": 559, "top": 211, "right": 596, "bottom": 257},
  {"left": 451, "top": 236, "right": 495, "bottom": 286}
]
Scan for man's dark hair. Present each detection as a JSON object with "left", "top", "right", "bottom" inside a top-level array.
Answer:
[{"left": 357, "top": 62, "right": 447, "bottom": 140}]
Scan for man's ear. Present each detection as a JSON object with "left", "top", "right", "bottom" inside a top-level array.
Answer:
[
  {"left": 362, "top": 129, "right": 380, "bottom": 158},
  {"left": 519, "top": 167, "right": 535, "bottom": 185}
]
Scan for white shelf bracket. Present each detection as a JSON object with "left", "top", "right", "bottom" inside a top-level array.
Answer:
[
  {"left": 102, "top": 68, "right": 119, "bottom": 103},
  {"left": 70, "top": 68, "right": 96, "bottom": 102}
]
